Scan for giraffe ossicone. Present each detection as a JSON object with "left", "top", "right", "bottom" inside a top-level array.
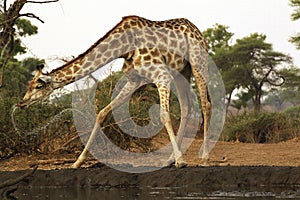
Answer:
[{"left": 18, "top": 16, "right": 226, "bottom": 170}]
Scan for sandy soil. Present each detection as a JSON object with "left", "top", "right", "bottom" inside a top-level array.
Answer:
[{"left": 0, "top": 138, "right": 299, "bottom": 171}]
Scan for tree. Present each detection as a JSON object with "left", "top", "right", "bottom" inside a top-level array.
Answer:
[
  {"left": 203, "top": 24, "right": 293, "bottom": 113},
  {"left": 230, "top": 33, "right": 292, "bottom": 112},
  {"left": 0, "top": 0, "right": 59, "bottom": 88},
  {"left": 289, "top": 0, "right": 300, "bottom": 49}
]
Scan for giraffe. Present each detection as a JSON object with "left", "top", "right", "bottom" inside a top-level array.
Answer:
[{"left": 18, "top": 15, "right": 211, "bottom": 168}]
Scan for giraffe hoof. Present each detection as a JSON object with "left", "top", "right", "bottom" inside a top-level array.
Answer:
[
  {"left": 203, "top": 158, "right": 210, "bottom": 166},
  {"left": 70, "top": 164, "right": 80, "bottom": 168},
  {"left": 164, "top": 157, "right": 175, "bottom": 167},
  {"left": 175, "top": 160, "right": 187, "bottom": 168},
  {"left": 71, "top": 160, "right": 83, "bottom": 168}
]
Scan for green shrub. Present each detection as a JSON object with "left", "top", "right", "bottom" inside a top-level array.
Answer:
[
  {"left": 221, "top": 110, "right": 300, "bottom": 143},
  {"left": 0, "top": 94, "right": 73, "bottom": 159}
]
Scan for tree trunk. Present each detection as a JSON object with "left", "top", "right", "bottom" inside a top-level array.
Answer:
[
  {"left": 226, "top": 90, "right": 233, "bottom": 114},
  {"left": 253, "top": 91, "right": 262, "bottom": 113}
]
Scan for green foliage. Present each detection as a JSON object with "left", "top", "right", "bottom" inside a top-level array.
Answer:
[
  {"left": 221, "top": 110, "right": 300, "bottom": 143},
  {"left": 0, "top": 97, "right": 73, "bottom": 158},
  {"left": 15, "top": 18, "right": 38, "bottom": 37},
  {"left": 203, "top": 23, "right": 234, "bottom": 56},
  {"left": 290, "top": 0, "right": 300, "bottom": 21},
  {"left": 290, "top": 0, "right": 300, "bottom": 49},
  {"left": 264, "top": 67, "right": 300, "bottom": 108},
  {"left": 204, "top": 24, "right": 293, "bottom": 112}
]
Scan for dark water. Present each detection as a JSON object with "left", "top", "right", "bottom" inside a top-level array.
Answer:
[{"left": 13, "top": 186, "right": 300, "bottom": 200}]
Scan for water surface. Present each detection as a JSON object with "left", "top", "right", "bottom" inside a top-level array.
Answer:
[{"left": 14, "top": 186, "right": 300, "bottom": 199}]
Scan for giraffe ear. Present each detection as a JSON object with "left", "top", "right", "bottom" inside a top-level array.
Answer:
[
  {"left": 33, "top": 64, "right": 45, "bottom": 81},
  {"left": 36, "top": 64, "right": 45, "bottom": 71}
]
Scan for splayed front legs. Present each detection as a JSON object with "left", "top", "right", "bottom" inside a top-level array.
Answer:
[{"left": 71, "top": 78, "right": 189, "bottom": 168}]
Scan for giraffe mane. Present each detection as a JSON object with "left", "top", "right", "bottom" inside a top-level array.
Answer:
[{"left": 49, "top": 16, "right": 139, "bottom": 74}]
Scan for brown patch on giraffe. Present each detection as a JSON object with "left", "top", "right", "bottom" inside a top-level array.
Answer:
[
  {"left": 139, "top": 49, "right": 148, "bottom": 54},
  {"left": 109, "top": 39, "right": 121, "bottom": 49},
  {"left": 65, "top": 68, "right": 73, "bottom": 75},
  {"left": 169, "top": 31, "right": 177, "bottom": 39},
  {"left": 156, "top": 32, "right": 168, "bottom": 43},
  {"left": 153, "top": 70, "right": 160, "bottom": 79},
  {"left": 104, "top": 51, "right": 112, "bottom": 59},
  {"left": 97, "top": 44, "right": 108, "bottom": 52},
  {"left": 143, "top": 55, "right": 151, "bottom": 61},
  {"left": 94, "top": 59, "right": 102, "bottom": 67},
  {"left": 123, "top": 22, "right": 131, "bottom": 29},
  {"left": 88, "top": 52, "right": 97, "bottom": 62},
  {"left": 148, "top": 66, "right": 156, "bottom": 72},
  {"left": 130, "top": 21, "right": 138, "bottom": 27},
  {"left": 139, "top": 68, "right": 147, "bottom": 77},
  {"left": 145, "top": 34, "right": 157, "bottom": 44},
  {"left": 57, "top": 72, "right": 65, "bottom": 78},
  {"left": 120, "top": 34, "right": 128, "bottom": 43},
  {"left": 73, "top": 65, "right": 80, "bottom": 74},
  {"left": 153, "top": 58, "right": 163, "bottom": 65},
  {"left": 170, "top": 39, "right": 178, "bottom": 49},
  {"left": 150, "top": 49, "right": 160, "bottom": 57},
  {"left": 82, "top": 61, "right": 91, "bottom": 69}
]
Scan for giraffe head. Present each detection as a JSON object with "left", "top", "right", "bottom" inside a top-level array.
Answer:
[{"left": 18, "top": 64, "right": 54, "bottom": 108}]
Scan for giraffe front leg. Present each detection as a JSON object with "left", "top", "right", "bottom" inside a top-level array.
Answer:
[
  {"left": 165, "top": 75, "right": 193, "bottom": 166},
  {"left": 71, "top": 81, "right": 141, "bottom": 168},
  {"left": 71, "top": 106, "right": 109, "bottom": 168},
  {"left": 161, "top": 110, "right": 187, "bottom": 168},
  {"left": 156, "top": 82, "right": 187, "bottom": 168}
]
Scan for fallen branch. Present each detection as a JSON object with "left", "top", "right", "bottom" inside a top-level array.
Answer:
[
  {"left": 38, "top": 158, "right": 77, "bottom": 165},
  {"left": 37, "top": 158, "right": 96, "bottom": 166},
  {"left": 0, "top": 165, "right": 38, "bottom": 189}
]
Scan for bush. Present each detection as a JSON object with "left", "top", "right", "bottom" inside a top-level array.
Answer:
[
  {"left": 221, "top": 109, "right": 300, "bottom": 143},
  {"left": 0, "top": 93, "right": 73, "bottom": 159}
]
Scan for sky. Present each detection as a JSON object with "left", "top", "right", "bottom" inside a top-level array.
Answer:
[{"left": 18, "top": 0, "right": 300, "bottom": 70}]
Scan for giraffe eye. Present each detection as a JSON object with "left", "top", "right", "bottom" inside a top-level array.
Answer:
[{"left": 36, "top": 84, "right": 44, "bottom": 89}]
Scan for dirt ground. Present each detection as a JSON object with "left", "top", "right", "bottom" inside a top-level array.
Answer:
[
  {"left": 1, "top": 138, "right": 300, "bottom": 199},
  {"left": 0, "top": 138, "right": 299, "bottom": 171}
]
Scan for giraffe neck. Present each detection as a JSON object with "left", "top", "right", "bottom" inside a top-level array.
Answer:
[{"left": 48, "top": 17, "right": 138, "bottom": 88}]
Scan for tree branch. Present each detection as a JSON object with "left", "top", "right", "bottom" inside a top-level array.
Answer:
[
  {"left": 4, "top": 0, "right": 7, "bottom": 12},
  {"left": 19, "top": 13, "right": 45, "bottom": 23},
  {"left": 267, "top": 75, "right": 285, "bottom": 87},
  {"left": 0, "top": 34, "right": 14, "bottom": 88},
  {"left": 27, "top": 0, "right": 59, "bottom": 4}
]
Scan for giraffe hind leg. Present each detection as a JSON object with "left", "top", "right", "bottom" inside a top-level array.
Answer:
[{"left": 191, "top": 67, "right": 211, "bottom": 164}]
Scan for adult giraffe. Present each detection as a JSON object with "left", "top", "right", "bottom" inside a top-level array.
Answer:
[{"left": 18, "top": 16, "right": 211, "bottom": 168}]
